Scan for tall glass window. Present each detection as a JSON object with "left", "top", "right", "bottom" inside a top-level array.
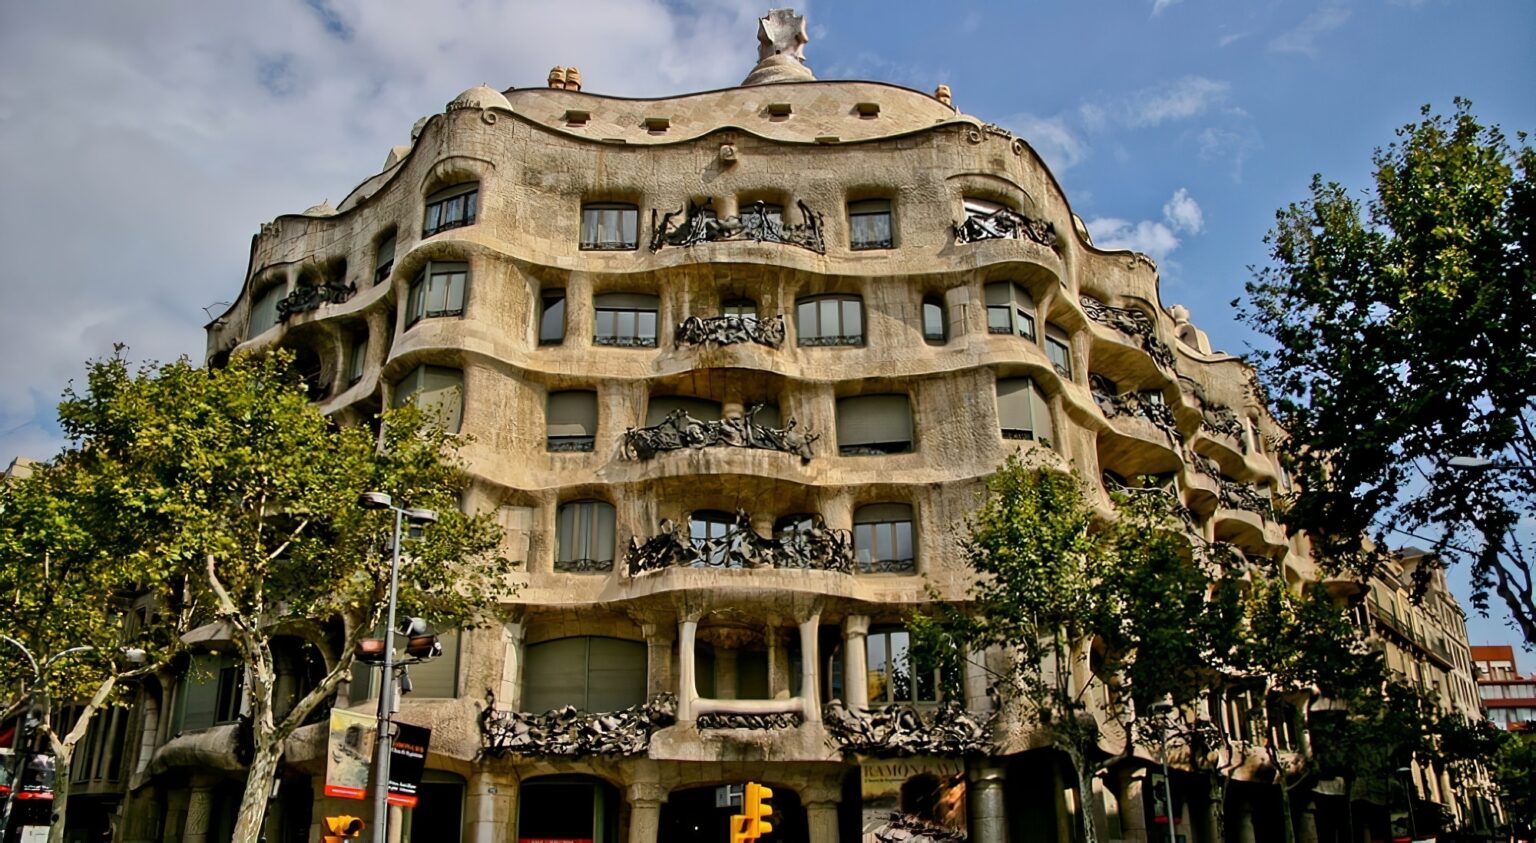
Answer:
[
  {"left": 984, "top": 282, "right": 1036, "bottom": 341},
  {"left": 1045, "top": 323, "right": 1073, "bottom": 378},
  {"left": 866, "top": 627, "right": 940, "bottom": 703},
  {"left": 555, "top": 500, "right": 616, "bottom": 572},
  {"left": 796, "top": 294, "right": 863, "bottom": 346},
  {"left": 423, "top": 183, "right": 479, "bottom": 237},
  {"left": 848, "top": 199, "right": 893, "bottom": 250},
  {"left": 580, "top": 203, "right": 640, "bottom": 250},
  {"left": 921, "top": 297, "right": 946, "bottom": 343},
  {"left": 853, "top": 503, "right": 916, "bottom": 574},
  {"left": 406, "top": 261, "right": 468, "bottom": 327},
  {"left": 593, "top": 293, "right": 659, "bottom": 347},
  {"left": 539, "top": 290, "right": 567, "bottom": 345},
  {"left": 392, "top": 365, "right": 464, "bottom": 434},
  {"left": 373, "top": 233, "right": 396, "bottom": 285}
]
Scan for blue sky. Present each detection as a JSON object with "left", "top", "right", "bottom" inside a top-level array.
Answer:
[{"left": 0, "top": 0, "right": 1532, "bottom": 644}]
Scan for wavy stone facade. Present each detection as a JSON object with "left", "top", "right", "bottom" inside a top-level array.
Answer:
[{"left": 101, "top": 11, "right": 1486, "bottom": 843}]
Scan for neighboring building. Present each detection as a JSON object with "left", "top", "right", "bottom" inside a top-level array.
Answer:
[
  {"left": 1, "top": 457, "right": 38, "bottom": 482},
  {"left": 1473, "top": 645, "right": 1536, "bottom": 731},
  {"left": 91, "top": 9, "right": 1497, "bottom": 843}
]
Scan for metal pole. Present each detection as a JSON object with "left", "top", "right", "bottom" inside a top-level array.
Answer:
[
  {"left": 1159, "top": 725, "right": 1177, "bottom": 843},
  {"left": 370, "top": 506, "right": 403, "bottom": 842},
  {"left": 0, "top": 637, "right": 39, "bottom": 840}
]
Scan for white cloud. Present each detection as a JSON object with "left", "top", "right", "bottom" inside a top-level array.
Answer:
[
  {"left": 1086, "top": 188, "right": 1205, "bottom": 265},
  {"left": 1196, "top": 125, "right": 1264, "bottom": 181},
  {"left": 1151, "top": 0, "right": 1183, "bottom": 15},
  {"left": 1003, "top": 113, "right": 1089, "bottom": 173},
  {"left": 1218, "top": 31, "right": 1249, "bottom": 47},
  {"left": 0, "top": 0, "right": 776, "bottom": 460},
  {"left": 1162, "top": 188, "right": 1204, "bottom": 234},
  {"left": 1269, "top": 7, "right": 1352, "bottom": 56},
  {"left": 1125, "top": 76, "right": 1231, "bottom": 127}
]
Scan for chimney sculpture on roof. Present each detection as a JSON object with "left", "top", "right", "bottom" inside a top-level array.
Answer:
[{"left": 741, "top": 8, "right": 814, "bottom": 86}]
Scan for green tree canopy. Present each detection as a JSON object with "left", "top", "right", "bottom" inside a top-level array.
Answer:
[{"left": 1239, "top": 100, "right": 1536, "bottom": 641}]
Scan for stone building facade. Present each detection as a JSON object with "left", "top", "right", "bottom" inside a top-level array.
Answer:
[{"left": 79, "top": 9, "right": 1494, "bottom": 843}]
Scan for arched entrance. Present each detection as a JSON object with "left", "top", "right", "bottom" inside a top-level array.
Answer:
[
  {"left": 518, "top": 774, "right": 621, "bottom": 843},
  {"left": 659, "top": 784, "right": 809, "bottom": 842}
]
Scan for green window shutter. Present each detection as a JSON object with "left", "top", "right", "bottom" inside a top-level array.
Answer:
[
  {"left": 407, "top": 630, "right": 460, "bottom": 699},
  {"left": 584, "top": 638, "right": 647, "bottom": 711},
  {"left": 523, "top": 638, "right": 589, "bottom": 712}
]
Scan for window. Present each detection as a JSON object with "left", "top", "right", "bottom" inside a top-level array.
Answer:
[
  {"left": 921, "top": 297, "right": 946, "bottom": 343},
  {"left": 404, "top": 630, "right": 460, "bottom": 698},
  {"left": 837, "top": 394, "right": 913, "bottom": 455},
  {"left": 374, "top": 233, "right": 396, "bottom": 285},
  {"left": 393, "top": 365, "right": 463, "bottom": 433},
  {"left": 774, "top": 513, "right": 816, "bottom": 539},
  {"left": 248, "top": 283, "right": 285, "bottom": 339},
  {"left": 555, "top": 500, "right": 616, "bottom": 572},
  {"left": 174, "top": 653, "right": 243, "bottom": 732},
  {"left": 984, "top": 282, "right": 1036, "bottom": 340},
  {"left": 645, "top": 396, "right": 723, "bottom": 427},
  {"left": 996, "top": 377, "right": 1054, "bottom": 443},
  {"left": 854, "top": 503, "right": 915, "bottom": 574},
  {"left": 523, "top": 637, "right": 647, "bottom": 713},
  {"left": 796, "top": 294, "right": 864, "bottom": 346},
  {"left": 689, "top": 510, "right": 735, "bottom": 567},
  {"left": 740, "top": 202, "right": 783, "bottom": 233},
  {"left": 423, "top": 183, "right": 479, "bottom": 237},
  {"left": 347, "top": 335, "right": 367, "bottom": 385},
  {"left": 539, "top": 290, "right": 567, "bottom": 345},
  {"left": 580, "top": 202, "right": 639, "bottom": 250},
  {"left": 722, "top": 298, "right": 758, "bottom": 321},
  {"left": 866, "top": 627, "right": 940, "bottom": 704},
  {"left": 593, "top": 292, "right": 659, "bottom": 348},
  {"left": 848, "top": 199, "right": 893, "bottom": 250},
  {"left": 546, "top": 391, "right": 598, "bottom": 452},
  {"left": 406, "top": 261, "right": 468, "bottom": 327},
  {"left": 1045, "top": 323, "right": 1073, "bottom": 378}
]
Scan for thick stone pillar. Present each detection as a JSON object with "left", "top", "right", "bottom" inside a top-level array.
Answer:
[
  {"left": 500, "top": 620, "right": 525, "bottom": 711},
  {"left": 467, "top": 769, "right": 517, "bottom": 843},
  {"left": 642, "top": 621, "right": 675, "bottom": 699},
  {"left": 1295, "top": 795, "right": 1319, "bottom": 843},
  {"left": 767, "top": 626, "right": 791, "bottom": 699},
  {"left": 181, "top": 778, "right": 215, "bottom": 843},
  {"left": 1119, "top": 769, "right": 1151, "bottom": 843},
  {"left": 1234, "top": 795, "right": 1257, "bottom": 843},
  {"left": 159, "top": 785, "right": 189, "bottom": 843},
  {"left": 967, "top": 760, "right": 1008, "bottom": 843},
  {"left": 802, "top": 785, "right": 841, "bottom": 843},
  {"left": 715, "top": 648, "right": 739, "bottom": 700},
  {"left": 627, "top": 780, "right": 666, "bottom": 843},
  {"left": 798, "top": 611, "right": 821, "bottom": 722},
  {"left": 678, "top": 615, "right": 699, "bottom": 721},
  {"left": 842, "top": 615, "right": 870, "bottom": 710}
]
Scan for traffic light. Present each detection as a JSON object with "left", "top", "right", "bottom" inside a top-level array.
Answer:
[
  {"left": 730, "top": 814, "right": 754, "bottom": 843},
  {"left": 745, "top": 782, "right": 774, "bottom": 839},
  {"left": 322, "top": 814, "right": 365, "bottom": 842}
]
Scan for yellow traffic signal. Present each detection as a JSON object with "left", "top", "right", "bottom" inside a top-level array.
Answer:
[
  {"left": 745, "top": 782, "right": 774, "bottom": 838},
  {"left": 730, "top": 814, "right": 754, "bottom": 843},
  {"left": 322, "top": 815, "right": 365, "bottom": 842}
]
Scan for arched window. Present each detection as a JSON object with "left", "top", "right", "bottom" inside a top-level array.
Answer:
[
  {"left": 688, "top": 509, "right": 736, "bottom": 567},
  {"left": 406, "top": 261, "right": 468, "bottom": 326},
  {"left": 393, "top": 365, "right": 463, "bottom": 433},
  {"left": 423, "top": 183, "right": 479, "bottom": 237},
  {"left": 774, "top": 513, "right": 816, "bottom": 539},
  {"left": 796, "top": 294, "right": 863, "bottom": 346},
  {"left": 854, "top": 503, "right": 915, "bottom": 574},
  {"left": 722, "top": 297, "right": 758, "bottom": 321},
  {"left": 984, "top": 282, "right": 1036, "bottom": 341},
  {"left": 522, "top": 637, "right": 647, "bottom": 712},
  {"left": 546, "top": 391, "right": 597, "bottom": 452},
  {"left": 580, "top": 202, "right": 639, "bottom": 250},
  {"left": 848, "top": 198, "right": 894, "bottom": 250},
  {"left": 593, "top": 293, "right": 659, "bottom": 347},
  {"left": 836, "top": 395, "right": 913, "bottom": 455},
  {"left": 555, "top": 500, "right": 616, "bottom": 573},
  {"left": 921, "top": 296, "right": 946, "bottom": 344},
  {"left": 996, "top": 377, "right": 1053, "bottom": 444}
]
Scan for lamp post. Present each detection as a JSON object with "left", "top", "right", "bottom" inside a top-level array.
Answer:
[
  {"left": 1396, "top": 766, "right": 1418, "bottom": 841},
  {"left": 1148, "top": 700, "right": 1178, "bottom": 843},
  {"left": 1445, "top": 456, "right": 1536, "bottom": 472},
  {"left": 356, "top": 492, "right": 436, "bottom": 843}
]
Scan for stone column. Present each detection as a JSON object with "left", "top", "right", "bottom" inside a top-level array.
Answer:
[
  {"left": 1295, "top": 795, "right": 1319, "bottom": 843},
  {"left": 1119, "top": 769, "right": 1150, "bottom": 843},
  {"left": 1233, "top": 795, "right": 1257, "bottom": 843},
  {"left": 388, "top": 804, "right": 404, "bottom": 843},
  {"left": 798, "top": 611, "right": 821, "bottom": 722},
  {"left": 842, "top": 615, "right": 870, "bottom": 710},
  {"left": 181, "top": 778, "right": 215, "bottom": 843},
  {"left": 500, "top": 620, "right": 526, "bottom": 711},
  {"left": 715, "top": 648, "right": 739, "bottom": 700},
  {"left": 159, "top": 785, "right": 189, "bottom": 843},
  {"left": 802, "top": 784, "right": 841, "bottom": 843},
  {"left": 767, "top": 626, "right": 791, "bottom": 699},
  {"left": 967, "top": 760, "right": 1008, "bottom": 843},
  {"left": 627, "top": 780, "right": 666, "bottom": 843},
  {"left": 642, "top": 621, "right": 675, "bottom": 698},
  {"left": 467, "top": 769, "right": 517, "bottom": 843},
  {"left": 678, "top": 615, "right": 699, "bottom": 721}
]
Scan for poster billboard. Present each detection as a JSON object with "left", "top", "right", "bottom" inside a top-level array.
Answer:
[
  {"left": 858, "top": 756, "right": 967, "bottom": 842},
  {"left": 385, "top": 722, "right": 431, "bottom": 808},
  {"left": 324, "top": 708, "right": 376, "bottom": 800}
]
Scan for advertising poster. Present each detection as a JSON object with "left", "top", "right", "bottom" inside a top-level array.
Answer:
[
  {"left": 324, "top": 708, "right": 377, "bottom": 800},
  {"left": 859, "top": 756, "right": 967, "bottom": 842},
  {"left": 385, "top": 722, "right": 431, "bottom": 808}
]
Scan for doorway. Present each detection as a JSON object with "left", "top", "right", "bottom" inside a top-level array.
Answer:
[{"left": 659, "top": 784, "right": 808, "bottom": 842}]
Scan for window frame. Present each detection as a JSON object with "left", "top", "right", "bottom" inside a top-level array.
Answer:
[
  {"left": 688, "top": 509, "right": 736, "bottom": 567},
  {"left": 796, "top": 294, "right": 865, "bottom": 347},
  {"left": 555, "top": 500, "right": 617, "bottom": 573},
  {"left": 522, "top": 636, "right": 648, "bottom": 714},
  {"left": 853, "top": 503, "right": 916, "bottom": 574},
  {"left": 836, "top": 394, "right": 914, "bottom": 456},
  {"left": 539, "top": 290, "right": 567, "bottom": 346},
  {"left": 392, "top": 364, "right": 464, "bottom": 434},
  {"left": 347, "top": 334, "right": 368, "bottom": 385},
  {"left": 373, "top": 232, "right": 397, "bottom": 286},
  {"left": 848, "top": 198, "right": 894, "bottom": 250},
  {"left": 984, "top": 282, "right": 1037, "bottom": 341},
  {"left": 579, "top": 202, "right": 640, "bottom": 251},
  {"left": 921, "top": 296, "right": 947, "bottom": 344},
  {"left": 546, "top": 390, "right": 598, "bottom": 452},
  {"left": 866, "top": 626, "right": 941, "bottom": 704},
  {"left": 247, "top": 282, "right": 286, "bottom": 339},
  {"left": 593, "top": 292, "right": 660, "bottom": 348},
  {"left": 1045, "top": 323, "right": 1073, "bottom": 379},
  {"left": 996, "top": 377, "right": 1053, "bottom": 444},
  {"left": 405, "top": 260, "right": 469, "bottom": 328},
  {"left": 423, "top": 183, "right": 479, "bottom": 238}
]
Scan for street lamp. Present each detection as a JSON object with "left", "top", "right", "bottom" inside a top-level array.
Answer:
[
  {"left": 1148, "top": 700, "right": 1178, "bottom": 843},
  {"left": 1445, "top": 455, "right": 1536, "bottom": 472},
  {"left": 1396, "top": 766, "right": 1419, "bottom": 841},
  {"left": 356, "top": 491, "right": 437, "bottom": 843}
]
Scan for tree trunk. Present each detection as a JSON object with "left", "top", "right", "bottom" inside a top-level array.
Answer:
[
  {"left": 1279, "top": 778, "right": 1295, "bottom": 843},
  {"left": 1065, "top": 746, "right": 1101, "bottom": 843},
  {"left": 229, "top": 742, "right": 283, "bottom": 843},
  {"left": 44, "top": 748, "right": 70, "bottom": 843}
]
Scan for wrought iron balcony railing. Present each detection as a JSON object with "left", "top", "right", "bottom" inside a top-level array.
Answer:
[
  {"left": 625, "top": 512, "right": 853, "bottom": 575},
  {"left": 622, "top": 405, "right": 817, "bottom": 462}
]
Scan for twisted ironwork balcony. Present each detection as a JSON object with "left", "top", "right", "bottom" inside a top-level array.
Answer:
[
  {"left": 1217, "top": 477, "right": 1274, "bottom": 520},
  {"left": 823, "top": 700, "right": 992, "bottom": 757},
  {"left": 1202, "top": 405, "right": 1249, "bottom": 452},
  {"left": 1090, "top": 375, "right": 1180, "bottom": 447},
  {"left": 696, "top": 712, "right": 804, "bottom": 730},
  {"left": 953, "top": 207, "right": 1059, "bottom": 250},
  {"left": 625, "top": 512, "right": 854, "bottom": 575},
  {"left": 277, "top": 279, "right": 357, "bottom": 321},
  {"left": 799, "top": 334, "right": 863, "bottom": 348},
  {"left": 622, "top": 405, "right": 817, "bottom": 462},
  {"left": 479, "top": 691, "right": 677, "bottom": 758},
  {"left": 1080, "top": 296, "right": 1176, "bottom": 371},
  {"left": 593, "top": 334, "right": 657, "bottom": 349},
  {"left": 553, "top": 557, "right": 613, "bottom": 573},
  {"left": 675, "top": 314, "right": 786, "bottom": 349},
  {"left": 546, "top": 436, "right": 595, "bottom": 453},
  {"left": 650, "top": 199, "right": 826, "bottom": 254}
]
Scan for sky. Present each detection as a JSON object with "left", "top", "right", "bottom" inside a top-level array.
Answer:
[{"left": 0, "top": 0, "right": 1532, "bottom": 644}]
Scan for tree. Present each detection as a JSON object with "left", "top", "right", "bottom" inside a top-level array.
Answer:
[
  {"left": 913, "top": 456, "right": 1246, "bottom": 843},
  {"left": 1493, "top": 734, "right": 1536, "bottom": 837},
  {"left": 1238, "top": 100, "right": 1536, "bottom": 641},
  {"left": 45, "top": 350, "right": 507, "bottom": 843}
]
